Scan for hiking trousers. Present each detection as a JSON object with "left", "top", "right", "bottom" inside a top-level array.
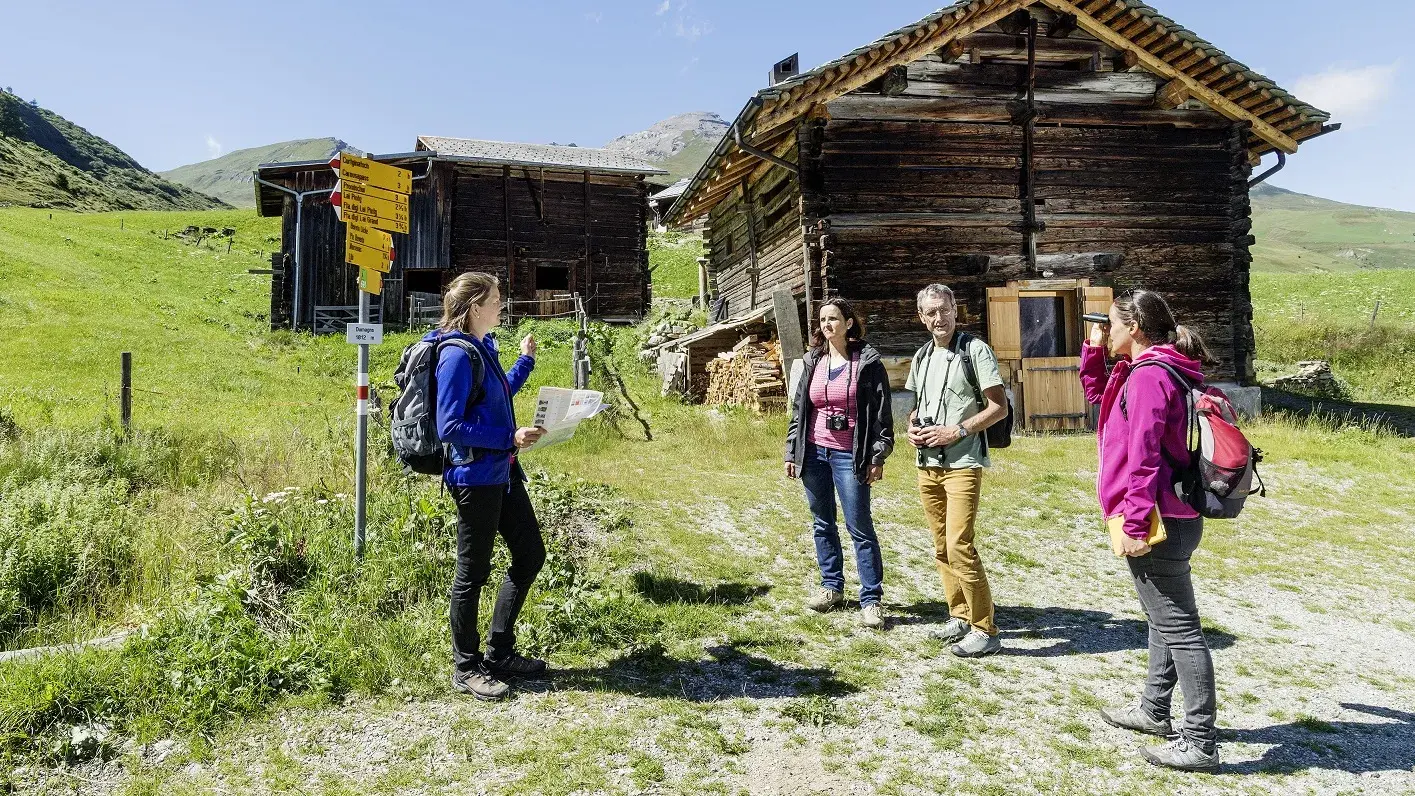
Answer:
[
  {"left": 1127, "top": 516, "right": 1218, "bottom": 752},
  {"left": 448, "top": 478, "right": 545, "bottom": 673},
  {"left": 917, "top": 466, "right": 996, "bottom": 636}
]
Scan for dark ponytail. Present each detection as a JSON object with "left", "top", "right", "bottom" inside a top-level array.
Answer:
[{"left": 1113, "top": 289, "right": 1217, "bottom": 366}]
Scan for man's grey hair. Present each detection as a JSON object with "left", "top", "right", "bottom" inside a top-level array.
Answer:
[{"left": 916, "top": 284, "right": 956, "bottom": 311}]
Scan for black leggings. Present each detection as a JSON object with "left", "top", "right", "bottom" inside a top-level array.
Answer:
[{"left": 448, "top": 477, "right": 545, "bottom": 672}]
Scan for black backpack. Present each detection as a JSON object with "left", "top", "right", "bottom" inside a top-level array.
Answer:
[
  {"left": 389, "top": 337, "right": 483, "bottom": 475},
  {"left": 946, "top": 332, "right": 1014, "bottom": 451}
]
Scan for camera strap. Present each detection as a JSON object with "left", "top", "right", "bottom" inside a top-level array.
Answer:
[
  {"left": 915, "top": 339, "right": 959, "bottom": 423},
  {"left": 822, "top": 348, "right": 855, "bottom": 420}
]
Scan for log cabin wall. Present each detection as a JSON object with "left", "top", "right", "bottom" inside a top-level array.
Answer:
[
  {"left": 264, "top": 157, "right": 651, "bottom": 330},
  {"left": 449, "top": 165, "right": 650, "bottom": 320},
  {"left": 704, "top": 150, "right": 804, "bottom": 321},
  {"left": 792, "top": 35, "right": 1255, "bottom": 381}
]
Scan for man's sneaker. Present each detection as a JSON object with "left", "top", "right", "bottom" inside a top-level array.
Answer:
[
  {"left": 950, "top": 628, "right": 1001, "bottom": 658},
  {"left": 805, "top": 588, "right": 844, "bottom": 613},
  {"left": 452, "top": 670, "right": 510, "bottom": 701},
  {"left": 859, "top": 603, "right": 885, "bottom": 629},
  {"left": 929, "top": 617, "right": 969, "bottom": 644},
  {"left": 1099, "top": 705, "right": 1174, "bottom": 738},
  {"left": 1141, "top": 737, "right": 1220, "bottom": 773},
  {"left": 483, "top": 652, "right": 548, "bottom": 678}
]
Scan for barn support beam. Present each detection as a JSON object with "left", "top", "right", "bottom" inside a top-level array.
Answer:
[{"left": 255, "top": 177, "right": 334, "bottom": 332}]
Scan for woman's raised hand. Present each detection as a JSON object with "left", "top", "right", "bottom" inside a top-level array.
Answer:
[{"left": 521, "top": 334, "right": 537, "bottom": 358}]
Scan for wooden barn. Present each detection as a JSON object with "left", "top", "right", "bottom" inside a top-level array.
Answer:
[
  {"left": 665, "top": 0, "right": 1336, "bottom": 429},
  {"left": 254, "top": 138, "right": 666, "bottom": 333}
]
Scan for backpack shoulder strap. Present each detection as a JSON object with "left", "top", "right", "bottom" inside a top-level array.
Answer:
[
  {"left": 951, "top": 332, "right": 985, "bottom": 407},
  {"left": 1120, "top": 360, "right": 1200, "bottom": 462},
  {"left": 437, "top": 338, "right": 485, "bottom": 406}
]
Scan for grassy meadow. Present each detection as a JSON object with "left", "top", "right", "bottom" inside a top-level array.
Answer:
[{"left": 0, "top": 207, "right": 1413, "bottom": 794}]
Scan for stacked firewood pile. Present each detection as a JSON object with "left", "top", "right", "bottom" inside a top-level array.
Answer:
[{"left": 704, "top": 336, "right": 786, "bottom": 411}]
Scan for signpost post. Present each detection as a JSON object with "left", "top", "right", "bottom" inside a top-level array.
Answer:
[{"left": 332, "top": 153, "right": 411, "bottom": 559}]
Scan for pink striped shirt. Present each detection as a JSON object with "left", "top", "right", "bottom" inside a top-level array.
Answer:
[{"left": 808, "top": 354, "right": 859, "bottom": 451}]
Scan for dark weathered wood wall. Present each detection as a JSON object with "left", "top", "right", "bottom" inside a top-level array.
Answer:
[
  {"left": 705, "top": 153, "right": 803, "bottom": 320},
  {"left": 270, "top": 161, "right": 650, "bottom": 329},
  {"left": 450, "top": 165, "right": 650, "bottom": 319},
  {"left": 706, "top": 26, "right": 1257, "bottom": 382}
]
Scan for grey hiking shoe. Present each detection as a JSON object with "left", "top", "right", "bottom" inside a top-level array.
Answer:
[
  {"left": 483, "top": 652, "right": 548, "bottom": 678},
  {"left": 805, "top": 588, "right": 844, "bottom": 613},
  {"left": 452, "top": 669, "right": 510, "bottom": 701},
  {"left": 1141, "top": 737, "right": 1220, "bottom": 773},
  {"left": 859, "top": 603, "right": 885, "bottom": 629},
  {"left": 929, "top": 617, "right": 969, "bottom": 644},
  {"left": 1099, "top": 705, "right": 1174, "bottom": 738},
  {"left": 951, "top": 628, "right": 1001, "bottom": 658}
]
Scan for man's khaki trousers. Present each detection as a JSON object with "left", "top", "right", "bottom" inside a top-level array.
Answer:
[{"left": 917, "top": 466, "right": 996, "bottom": 636}]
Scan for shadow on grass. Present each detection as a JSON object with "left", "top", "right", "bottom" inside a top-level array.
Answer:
[
  {"left": 631, "top": 572, "right": 771, "bottom": 606},
  {"left": 1262, "top": 388, "right": 1415, "bottom": 437},
  {"left": 520, "top": 642, "right": 858, "bottom": 702},
  {"left": 1223, "top": 703, "right": 1415, "bottom": 775},
  {"left": 893, "top": 602, "right": 1237, "bottom": 656}
]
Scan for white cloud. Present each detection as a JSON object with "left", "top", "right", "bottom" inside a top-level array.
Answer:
[
  {"left": 1292, "top": 62, "right": 1399, "bottom": 125},
  {"left": 205, "top": 135, "right": 222, "bottom": 158},
  {"left": 659, "top": 0, "right": 709, "bottom": 40},
  {"left": 584, "top": 10, "right": 602, "bottom": 23},
  {"left": 655, "top": 0, "right": 670, "bottom": 15}
]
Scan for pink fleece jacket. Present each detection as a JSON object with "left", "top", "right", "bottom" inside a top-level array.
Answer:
[{"left": 1079, "top": 343, "right": 1202, "bottom": 539}]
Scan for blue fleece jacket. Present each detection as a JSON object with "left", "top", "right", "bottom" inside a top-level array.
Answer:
[{"left": 430, "top": 329, "right": 535, "bottom": 487}]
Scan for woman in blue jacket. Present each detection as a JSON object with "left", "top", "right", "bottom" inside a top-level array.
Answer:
[{"left": 431, "top": 272, "right": 547, "bottom": 701}]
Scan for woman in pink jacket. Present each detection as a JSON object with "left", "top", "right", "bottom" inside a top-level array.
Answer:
[{"left": 1079, "top": 289, "right": 1221, "bottom": 773}]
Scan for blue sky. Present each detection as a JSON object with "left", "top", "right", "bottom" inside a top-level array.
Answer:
[{"left": 2, "top": 1, "right": 1410, "bottom": 210}]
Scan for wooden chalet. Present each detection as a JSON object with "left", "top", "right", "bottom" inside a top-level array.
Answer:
[
  {"left": 254, "top": 138, "right": 666, "bottom": 333},
  {"left": 666, "top": 0, "right": 1335, "bottom": 429}
]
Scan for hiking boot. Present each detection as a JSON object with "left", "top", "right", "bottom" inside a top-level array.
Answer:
[
  {"left": 950, "top": 628, "right": 1001, "bottom": 658},
  {"left": 483, "top": 652, "right": 548, "bottom": 678},
  {"left": 859, "top": 603, "right": 885, "bottom": 629},
  {"left": 1141, "top": 737, "right": 1220, "bottom": 773},
  {"left": 929, "top": 617, "right": 969, "bottom": 644},
  {"left": 452, "top": 669, "right": 510, "bottom": 701},
  {"left": 1099, "top": 705, "right": 1174, "bottom": 738},
  {"left": 805, "top": 588, "right": 844, "bottom": 613}
]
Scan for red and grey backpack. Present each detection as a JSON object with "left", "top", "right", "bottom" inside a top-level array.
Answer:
[{"left": 1122, "top": 361, "right": 1265, "bottom": 519}]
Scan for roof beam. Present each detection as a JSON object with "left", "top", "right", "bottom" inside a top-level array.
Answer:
[
  {"left": 751, "top": 0, "right": 1037, "bottom": 133},
  {"left": 1040, "top": 0, "right": 1299, "bottom": 153}
]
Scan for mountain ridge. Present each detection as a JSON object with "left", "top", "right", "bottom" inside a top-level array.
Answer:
[
  {"left": 160, "top": 137, "right": 358, "bottom": 208},
  {"left": 0, "top": 91, "right": 226, "bottom": 211}
]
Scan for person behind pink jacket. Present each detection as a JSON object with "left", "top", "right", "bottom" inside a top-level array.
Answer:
[{"left": 1079, "top": 289, "right": 1224, "bottom": 774}]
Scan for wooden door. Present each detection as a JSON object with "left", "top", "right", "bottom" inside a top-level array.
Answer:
[
  {"left": 986, "top": 287, "right": 1021, "bottom": 360},
  {"left": 1021, "top": 357, "right": 1088, "bottom": 432}
]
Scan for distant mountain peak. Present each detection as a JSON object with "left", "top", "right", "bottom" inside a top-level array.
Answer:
[{"left": 602, "top": 112, "right": 728, "bottom": 183}]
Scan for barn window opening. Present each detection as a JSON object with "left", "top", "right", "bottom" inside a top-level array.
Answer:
[
  {"left": 1019, "top": 295, "right": 1068, "bottom": 358},
  {"left": 404, "top": 269, "right": 442, "bottom": 295},
  {"left": 535, "top": 264, "right": 570, "bottom": 291}
]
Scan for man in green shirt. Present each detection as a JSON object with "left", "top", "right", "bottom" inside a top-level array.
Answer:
[{"left": 905, "top": 284, "right": 1010, "bottom": 658}]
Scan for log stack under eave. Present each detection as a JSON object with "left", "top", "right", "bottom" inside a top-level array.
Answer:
[{"left": 705, "top": 337, "right": 786, "bottom": 412}]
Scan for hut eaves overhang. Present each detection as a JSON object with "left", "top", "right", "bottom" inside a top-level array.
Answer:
[
  {"left": 254, "top": 141, "right": 665, "bottom": 216},
  {"left": 667, "top": 0, "right": 1335, "bottom": 226}
]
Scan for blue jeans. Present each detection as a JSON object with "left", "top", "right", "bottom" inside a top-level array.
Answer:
[{"left": 801, "top": 443, "right": 884, "bottom": 605}]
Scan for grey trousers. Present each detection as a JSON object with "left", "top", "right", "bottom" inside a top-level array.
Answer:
[{"left": 1126, "top": 516, "right": 1218, "bottom": 752}]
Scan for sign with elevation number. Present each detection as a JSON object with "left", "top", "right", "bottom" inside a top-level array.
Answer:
[{"left": 346, "top": 323, "right": 384, "bottom": 345}]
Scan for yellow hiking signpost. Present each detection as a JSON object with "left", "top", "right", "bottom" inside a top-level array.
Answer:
[{"left": 330, "top": 153, "right": 414, "bottom": 558}]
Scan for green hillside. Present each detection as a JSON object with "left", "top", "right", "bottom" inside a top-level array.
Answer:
[
  {"left": 0, "top": 92, "right": 226, "bottom": 212},
  {"left": 161, "top": 137, "right": 355, "bottom": 208},
  {"left": 0, "top": 207, "right": 362, "bottom": 432},
  {"left": 1250, "top": 183, "right": 1415, "bottom": 273}
]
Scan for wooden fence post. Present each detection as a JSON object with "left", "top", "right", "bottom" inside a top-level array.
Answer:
[{"left": 120, "top": 352, "right": 132, "bottom": 433}]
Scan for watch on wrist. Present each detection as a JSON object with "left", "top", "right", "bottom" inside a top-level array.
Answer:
[{"left": 956, "top": 424, "right": 969, "bottom": 438}]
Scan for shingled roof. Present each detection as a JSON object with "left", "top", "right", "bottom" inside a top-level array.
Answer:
[
  {"left": 414, "top": 136, "right": 666, "bottom": 176},
  {"left": 669, "top": 0, "right": 1334, "bottom": 224}
]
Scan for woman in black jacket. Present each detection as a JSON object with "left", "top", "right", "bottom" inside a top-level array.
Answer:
[{"left": 784, "top": 297, "right": 895, "bottom": 628}]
